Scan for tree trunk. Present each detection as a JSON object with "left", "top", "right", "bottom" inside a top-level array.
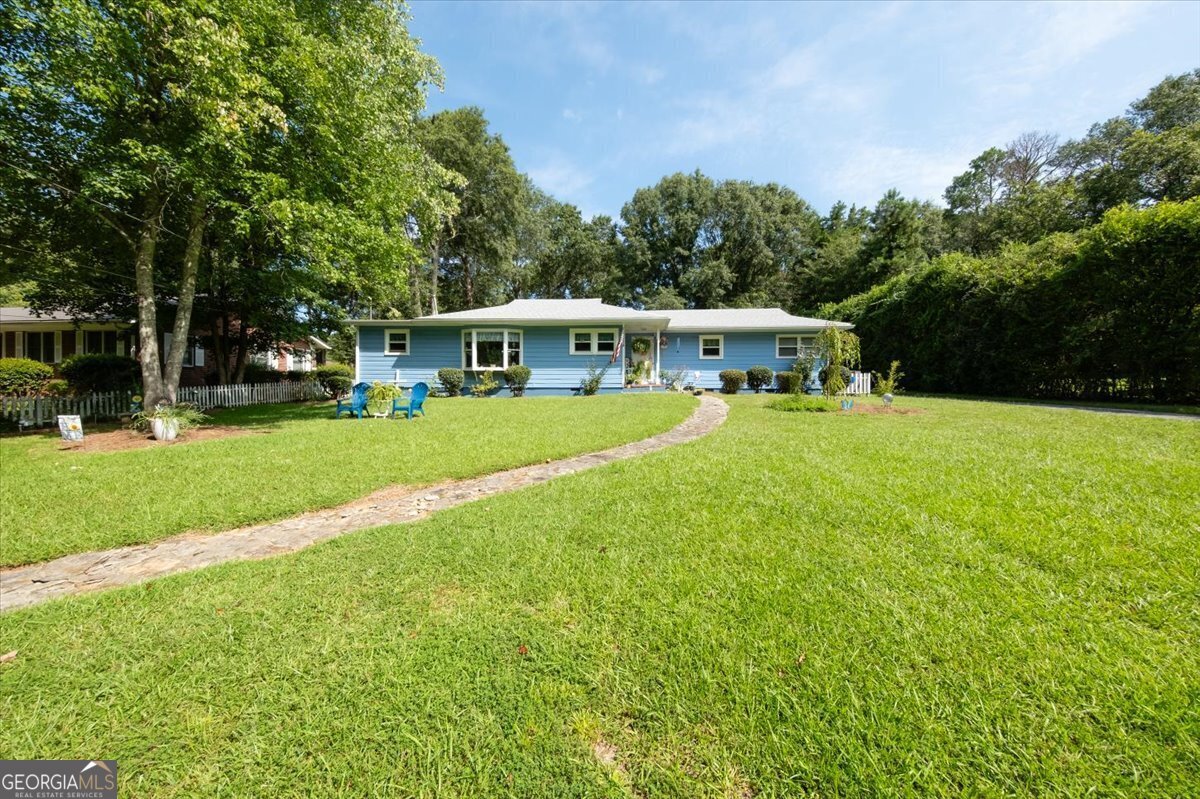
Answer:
[
  {"left": 213, "top": 312, "right": 230, "bottom": 385},
  {"left": 463, "top": 254, "right": 474, "bottom": 308},
  {"left": 429, "top": 242, "right": 439, "bottom": 316},
  {"left": 134, "top": 183, "right": 167, "bottom": 407},
  {"left": 409, "top": 255, "right": 424, "bottom": 318},
  {"left": 232, "top": 322, "right": 250, "bottom": 383},
  {"left": 161, "top": 198, "right": 207, "bottom": 402}
]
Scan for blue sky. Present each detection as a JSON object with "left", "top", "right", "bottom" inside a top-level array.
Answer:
[{"left": 409, "top": 0, "right": 1199, "bottom": 219}]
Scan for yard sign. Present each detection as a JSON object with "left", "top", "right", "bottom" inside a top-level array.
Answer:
[{"left": 57, "top": 414, "right": 84, "bottom": 441}]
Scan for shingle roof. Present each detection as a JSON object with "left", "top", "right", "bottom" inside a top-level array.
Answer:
[
  {"left": 350, "top": 300, "right": 851, "bottom": 331},
  {"left": 355, "top": 299, "right": 666, "bottom": 325},
  {"left": 0, "top": 306, "right": 121, "bottom": 325},
  {"left": 659, "top": 308, "right": 852, "bottom": 331}
]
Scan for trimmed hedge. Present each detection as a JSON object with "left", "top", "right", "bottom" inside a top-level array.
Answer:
[
  {"left": 503, "top": 365, "right": 532, "bottom": 396},
  {"left": 746, "top": 365, "right": 773, "bottom": 393},
  {"left": 774, "top": 371, "right": 804, "bottom": 394},
  {"left": 314, "top": 364, "right": 354, "bottom": 398},
  {"left": 824, "top": 199, "right": 1200, "bottom": 402},
  {"left": 718, "top": 369, "right": 747, "bottom": 394},
  {"left": 0, "top": 358, "right": 54, "bottom": 396},
  {"left": 437, "top": 368, "right": 465, "bottom": 396},
  {"left": 59, "top": 353, "right": 139, "bottom": 393}
]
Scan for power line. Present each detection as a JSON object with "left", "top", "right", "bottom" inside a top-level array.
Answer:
[{"left": 0, "top": 155, "right": 190, "bottom": 242}]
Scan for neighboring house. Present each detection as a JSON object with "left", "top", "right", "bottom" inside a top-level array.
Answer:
[
  {"left": 0, "top": 306, "right": 329, "bottom": 385},
  {"left": 0, "top": 307, "right": 139, "bottom": 363},
  {"left": 351, "top": 299, "right": 852, "bottom": 393},
  {"left": 251, "top": 337, "right": 331, "bottom": 373}
]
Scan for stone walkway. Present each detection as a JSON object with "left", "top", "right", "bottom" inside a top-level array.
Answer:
[{"left": 1, "top": 396, "right": 728, "bottom": 613}]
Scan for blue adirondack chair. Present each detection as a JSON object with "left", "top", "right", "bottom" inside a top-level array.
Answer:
[
  {"left": 391, "top": 381, "right": 429, "bottom": 420},
  {"left": 335, "top": 382, "right": 370, "bottom": 419}
]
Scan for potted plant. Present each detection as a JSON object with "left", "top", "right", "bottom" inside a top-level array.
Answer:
[{"left": 133, "top": 403, "right": 210, "bottom": 441}]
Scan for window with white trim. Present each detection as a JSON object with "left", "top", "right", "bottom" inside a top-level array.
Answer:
[
  {"left": 570, "top": 328, "right": 617, "bottom": 355},
  {"left": 23, "top": 331, "right": 56, "bottom": 363},
  {"left": 84, "top": 330, "right": 119, "bottom": 355},
  {"left": 384, "top": 329, "right": 409, "bottom": 355},
  {"left": 698, "top": 335, "right": 723, "bottom": 359},
  {"left": 462, "top": 329, "right": 521, "bottom": 371},
  {"left": 776, "top": 334, "right": 817, "bottom": 359}
]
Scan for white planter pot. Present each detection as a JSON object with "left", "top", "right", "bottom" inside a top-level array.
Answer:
[{"left": 151, "top": 418, "right": 179, "bottom": 442}]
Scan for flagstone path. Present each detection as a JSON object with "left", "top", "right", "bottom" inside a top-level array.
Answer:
[{"left": 1, "top": 396, "right": 728, "bottom": 613}]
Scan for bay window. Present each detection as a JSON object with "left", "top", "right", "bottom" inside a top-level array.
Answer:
[{"left": 462, "top": 329, "right": 521, "bottom": 371}]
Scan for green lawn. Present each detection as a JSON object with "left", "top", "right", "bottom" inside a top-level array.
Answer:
[
  {"left": 0, "top": 394, "right": 696, "bottom": 566},
  {"left": 2, "top": 396, "right": 1197, "bottom": 796}
]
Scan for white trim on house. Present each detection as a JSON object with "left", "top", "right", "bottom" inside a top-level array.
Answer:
[
  {"left": 384, "top": 328, "right": 410, "bottom": 356},
  {"left": 461, "top": 328, "right": 522, "bottom": 371},
  {"left": 354, "top": 327, "right": 360, "bottom": 382},
  {"left": 698, "top": 334, "right": 724, "bottom": 360},
  {"left": 569, "top": 327, "right": 618, "bottom": 356}
]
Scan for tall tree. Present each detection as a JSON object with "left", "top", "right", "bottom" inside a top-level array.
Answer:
[
  {"left": 619, "top": 171, "right": 818, "bottom": 308},
  {"left": 2, "top": 0, "right": 447, "bottom": 403},
  {"left": 1059, "top": 70, "right": 1200, "bottom": 219},
  {"left": 417, "top": 107, "right": 523, "bottom": 313}
]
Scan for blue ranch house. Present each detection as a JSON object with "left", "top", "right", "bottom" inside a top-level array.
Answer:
[{"left": 351, "top": 299, "right": 852, "bottom": 394}]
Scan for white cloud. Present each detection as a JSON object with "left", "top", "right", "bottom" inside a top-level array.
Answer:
[
  {"left": 527, "top": 154, "right": 595, "bottom": 199},
  {"left": 963, "top": 1, "right": 1155, "bottom": 99},
  {"left": 562, "top": 108, "right": 583, "bottom": 122},
  {"left": 824, "top": 142, "right": 984, "bottom": 207}
]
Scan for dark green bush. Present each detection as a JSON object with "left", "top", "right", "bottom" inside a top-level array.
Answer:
[
  {"left": 774, "top": 371, "right": 804, "bottom": 394},
  {"left": 818, "top": 363, "right": 853, "bottom": 391},
  {"left": 746, "top": 365, "right": 773, "bottom": 393},
  {"left": 503, "top": 364, "right": 532, "bottom": 396},
  {"left": 325, "top": 375, "right": 353, "bottom": 399},
  {"left": 45, "top": 378, "right": 70, "bottom": 396},
  {"left": 823, "top": 198, "right": 1200, "bottom": 402},
  {"left": 314, "top": 364, "right": 353, "bottom": 397},
  {"left": 437, "top": 368, "right": 465, "bottom": 396},
  {"left": 242, "top": 362, "right": 283, "bottom": 384},
  {"left": 0, "top": 358, "right": 54, "bottom": 396},
  {"left": 718, "top": 369, "right": 747, "bottom": 394},
  {"left": 60, "top": 353, "right": 140, "bottom": 393}
]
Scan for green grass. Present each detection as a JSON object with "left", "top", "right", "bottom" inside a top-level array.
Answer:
[
  {"left": 0, "top": 394, "right": 695, "bottom": 566},
  {"left": 2, "top": 395, "right": 1197, "bottom": 796},
  {"left": 765, "top": 393, "right": 837, "bottom": 412},
  {"left": 915, "top": 392, "right": 1200, "bottom": 416}
]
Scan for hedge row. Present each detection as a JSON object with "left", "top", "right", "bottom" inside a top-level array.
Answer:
[{"left": 823, "top": 199, "right": 1200, "bottom": 403}]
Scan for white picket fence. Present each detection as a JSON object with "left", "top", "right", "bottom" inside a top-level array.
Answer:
[
  {"left": 1, "top": 391, "right": 136, "bottom": 427},
  {"left": 178, "top": 381, "right": 325, "bottom": 409},
  {"left": 2, "top": 381, "right": 326, "bottom": 426},
  {"left": 843, "top": 371, "right": 873, "bottom": 396}
]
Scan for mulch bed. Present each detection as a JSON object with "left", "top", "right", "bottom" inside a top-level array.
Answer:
[
  {"left": 58, "top": 425, "right": 264, "bottom": 453},
  {"left": 842, "top": 404, "right": 926, "bottom": 415}
]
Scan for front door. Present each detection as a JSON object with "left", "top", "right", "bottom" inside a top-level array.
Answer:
[{"left": 628, "top": 335, "right": 654, "bottom": 385}]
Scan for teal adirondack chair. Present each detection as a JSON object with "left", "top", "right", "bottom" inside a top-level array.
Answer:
[
  {"left": 391, "top": 382, "right": 429, "bottom": 420},
  {"left": 336, "top": 382, "right": 370, "bottom": 419}
]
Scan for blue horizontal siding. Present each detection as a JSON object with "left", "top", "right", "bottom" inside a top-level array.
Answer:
[
  {"left": 356, "top": 324, "right": 623, "bottom": 391},
  {"left": 659, "top": 332, "right": 820, "bottom": 391}
]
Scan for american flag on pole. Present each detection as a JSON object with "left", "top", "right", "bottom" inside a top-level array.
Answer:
[{"left": 609, "top": 333, "right": 624, "bottom": 364}]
